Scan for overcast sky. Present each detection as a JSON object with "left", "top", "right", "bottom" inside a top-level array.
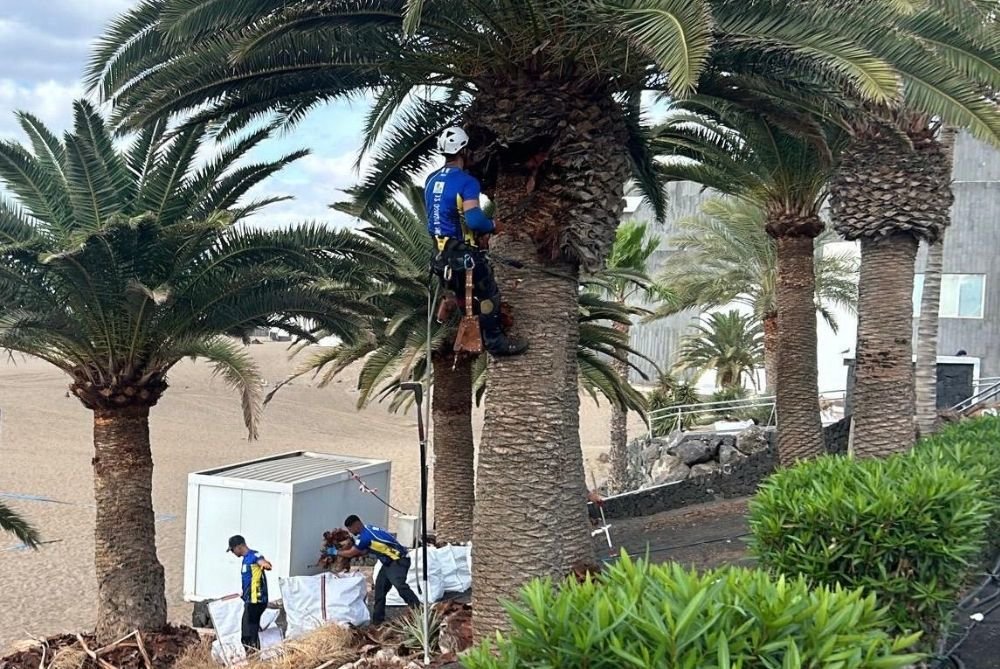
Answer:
[{"left": 0, "top": 0, "right": 371, "bottom": 227}]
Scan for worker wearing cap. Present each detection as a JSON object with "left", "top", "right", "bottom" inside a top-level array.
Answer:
[
  {"left": 335, "top": 515, "right": 421, "bottom": 624},
  {"left": 227, "top": 535, "right": 272, "bottom": 651}
]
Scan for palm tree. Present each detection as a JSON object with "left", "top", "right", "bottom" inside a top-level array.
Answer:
[
  {"left": 915, "top": 233, "right": 946, "bottom": 438},
  {"left": 604, "top": 221, "right": 660, "bottom": 494},
  {"left": 654, "top": 198, "right": 858, "bottom": 395},
  {"left": 285, "top": 185, "right": 649, "bottom": 542},
  {"left": 828, "top": 2, "right": 1000, "bottom": 457},
  {"left": 675, "top": 310, "right": 764, "bottom": 391},
  {"left": 0, "top": 502, "right": 40, "bottom": 549},
  {"left": 0, "top": 103, "right": 371, "bottom": 642},
  {"left": 87, "top": 0, "right": 980, "bottom": 630},
  {"left": 653, "top": 105, "right": 848, "bottom": 464}
]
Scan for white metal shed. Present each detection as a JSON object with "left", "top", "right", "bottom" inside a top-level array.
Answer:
[{"left": 184, "top": 451, "right": 391, "bottom": 602}]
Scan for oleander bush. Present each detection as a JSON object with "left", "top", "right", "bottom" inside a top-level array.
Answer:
[
  {"left": 912, "top": 416, "right": 1000, "bottom": 559},
  {"left": 461, "top": 553, "right": 923, "bottom": 668},
  {"left": 749, "top": 453, "right": 989, "bottom": 642}
]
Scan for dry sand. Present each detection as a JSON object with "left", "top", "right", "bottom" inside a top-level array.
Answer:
[{"left": 0, "top": 342, "right": 641, "bottom": 648}]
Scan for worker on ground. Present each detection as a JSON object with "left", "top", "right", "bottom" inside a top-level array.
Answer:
[
  {"left": 226, "top": 535, "right": 272, "bottom": 651},
  {"left": 425, "top": 127, "right": 528, "bottom": 356},
  {"left": 337, "top": 515, "right": 421, "bottom": 624}
]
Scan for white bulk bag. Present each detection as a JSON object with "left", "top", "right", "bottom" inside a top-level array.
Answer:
[
  {"left": 372, "top": 549, "right": 445, "bottom": 607},
  {"left": 279, "top": 571, "right": 370, "bottom": 638},
  {"left": 207, "top": 595, "right": 282, "bottom": 665},
  {"left": 439, "top": 544, "right": 472, "bottom": 593}
]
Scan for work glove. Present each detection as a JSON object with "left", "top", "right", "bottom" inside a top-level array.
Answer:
[{"left": 326, "top": 546, "right": 339, "bottom": 556}]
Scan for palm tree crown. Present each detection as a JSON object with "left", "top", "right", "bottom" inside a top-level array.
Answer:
[
  {"left": 84, "top": 0, "right": 976, "bottom": 268},
  {"left": 0, "top": 101, "right": 372, "bottom": 433},
  {"left": 676, "top": 310, "right": 764, "bottom": 391}
]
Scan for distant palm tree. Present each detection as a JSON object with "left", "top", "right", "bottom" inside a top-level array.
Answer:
[
  {"left": 654, "top": 198, "right": 858, "bottom": 394},
  {"left": 676, "top": 310, "right": 764, "bottom": 390},
  {"left": 0, "top": 502, "right": 39, "bottom": 550},
  {"left": 0, "top": 102, "right": 371, "bottom": 642},
  {"left": 604, "top": 221, "right": 660, "bottom": 494},
  {"left": 287, "top": 184, "right": 649, "bottom": 541}
]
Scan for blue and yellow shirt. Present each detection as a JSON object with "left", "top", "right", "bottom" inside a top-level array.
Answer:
[
  {"left": 354, "top": 525, "right": 407, "bottom": 565},
  {"left": 424, "top": 166, "right": 482, "bottom": 242},
  {"left": 241, "top": 550, "right": 268, "bottom": 605}
]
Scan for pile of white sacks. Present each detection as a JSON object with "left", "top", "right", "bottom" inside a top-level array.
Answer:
[{"left": 208, "top": 544, "right": 473, "bottom": 666}]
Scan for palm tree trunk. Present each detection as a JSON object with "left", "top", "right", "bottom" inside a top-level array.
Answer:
[
  {"left": 773, "top": 233, "right": 824, "bottom": 464},
  {"left": 852, "top": 233, "right": 919, "bottom": 457},
  {"left": 915, "top": 235, "right": 945, "bottom": 438},
  {"left": 606, "top": 321, "right": 631, "bottom": 494},
  {"left": 830, "top": 120, "right": 954, "bottom": 457},
  {"left": 92, "top": 406, "right": 167, "bottom": 643},
  {"left": 762, "top": 311, "right": 779, "bottom": 395},
  {"left": 472, "top": 231, "right": 593, "bottom": 634},
  {"left": 431, "top": 353, "right": 475, "bottom": 544}
]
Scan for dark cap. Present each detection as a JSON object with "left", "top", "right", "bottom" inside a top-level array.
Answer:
[{"left": 226, "top": 535, "right": 246, "bottom": 552}]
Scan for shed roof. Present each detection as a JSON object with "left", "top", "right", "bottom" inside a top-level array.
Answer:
[{"left": 200, "top": 451, "right": 384, "bottom": 484}]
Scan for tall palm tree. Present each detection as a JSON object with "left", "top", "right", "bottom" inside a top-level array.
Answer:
[
  {"left": 654, "top": 198, "right": 858, "bottom": 394},
  {"left": 915, "top": 233, "right": 946, "bottom": 437},
  {"left": 828, "top": 2, "right": 1000, "bottom": 457},
  {"left": 604, "top": 221, "right": 660, "bottom": 494},
  {"left": 87, "top": 0, "right": 982, "bottom": 631},
  {"left": 284, "top": 185, "right": 649, "bottom": 542},
  {"left": 653, "top": 105, "right": 848, "bottom": 464},
  {"left": 0, "top": 102, "right": 371, "bottom": 642},
  {"left": 0, "top": 502, "right": 40, "bottom": 550},
  {"left": 675, "top": 310, "right": 764, "bottom": 391}
]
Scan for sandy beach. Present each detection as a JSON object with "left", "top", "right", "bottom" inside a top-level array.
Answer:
[{"left": 0, "top": 342, "right": 637, "bottom": 648}]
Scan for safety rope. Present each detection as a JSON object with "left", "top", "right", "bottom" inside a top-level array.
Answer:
[{"left": 345, "top": 468, "right": 409, "bottom": 516}]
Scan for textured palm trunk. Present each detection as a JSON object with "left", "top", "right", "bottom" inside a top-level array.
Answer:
[
  {"left": 92, "top": 406, "right": 167, "bottom": 643},
  {"left": 465, "top": 82, "right": 630, "bottom": 635},
  {"left": 431, "top": 353, "right": 475, "bottom": 544},
  {"left": 762, "top": 312, "right": 779, "bottom": 395},
  {"left": 773, "top": 234, "right": 824, "bottom": 464},
  {"left": 915, "top": 235, "right": 945, "bottom": 438},
  {"left": 606, "top": 321, "right": 631, "bottom": 494},
  {"left": 472, "top": 233, "right": 591, "bottom": 633},
  {"left": 852, "top": 234, "right": 919, "bottom": 456},
  {"left": 831, "top": 121, "right": 953, "bottom": 457}
]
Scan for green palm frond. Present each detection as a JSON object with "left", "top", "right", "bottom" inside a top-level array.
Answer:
[
  {"left": 653, "top": 197, "right": 858, "bottom": 329},
  {"left": 0, "top": 502, "right": 40, "bottom": 550}
]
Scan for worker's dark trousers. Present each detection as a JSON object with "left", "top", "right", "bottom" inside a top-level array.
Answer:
[
  {"left": 372, "top": 556, "right": 421, "bottom": 624},
  {"left": 432, "top": 241, "right": 505, "bottom": 351},
  {"left": 241, "top": 601, "right": 267, "bottom": 651}
]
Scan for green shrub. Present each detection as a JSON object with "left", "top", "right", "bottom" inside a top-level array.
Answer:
[
  {"left": 461, "top": 554, "right": 922, "bottom": 669},
  {"left": 648, "top": 373, "right": 702, "bottom": 435},
  {"left": 749, "top": 454, "right": 990, "bottom": 642},
  {"left": 912, "top": 416, "right": 1000, "bottom": 559}
]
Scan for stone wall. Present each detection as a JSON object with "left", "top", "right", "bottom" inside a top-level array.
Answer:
[{"left": 592, "top": 421, "right": 849, "bottom": 521}]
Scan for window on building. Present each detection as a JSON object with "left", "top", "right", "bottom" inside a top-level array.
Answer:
[{"left": 913, "top": 274, "right": 986, "bottom": 318}]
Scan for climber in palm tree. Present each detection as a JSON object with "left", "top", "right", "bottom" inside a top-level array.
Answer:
[{"left": 426, "top": 128, "right": 527, "bottom": 357}]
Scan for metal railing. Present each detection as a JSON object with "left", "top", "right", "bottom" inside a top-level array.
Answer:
[
  {"left": 647, "top": 389, "right": 847, "bottom": 439},
  {"left": 952, "top": 377, "right": 1000, "bottom": 414}
]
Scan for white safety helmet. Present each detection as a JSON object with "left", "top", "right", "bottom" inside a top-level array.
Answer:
[{"left": 437, "top": 127, "right": 470, "bottom": 156}]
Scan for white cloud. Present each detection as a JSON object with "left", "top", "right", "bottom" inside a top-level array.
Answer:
[{"left": 0, "top": 79, "right": 81, "bottom": 138}]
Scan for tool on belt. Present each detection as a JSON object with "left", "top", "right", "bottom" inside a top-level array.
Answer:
[{"left": 453, "top": 255, "right": 483, "bottom": 356}]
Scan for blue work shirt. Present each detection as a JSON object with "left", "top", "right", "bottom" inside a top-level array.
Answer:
[
  {"left": 424, "top": 166, "right": 489, "bottom": 239},
  {"left": 240, "top": 549, "right": 268, "bottom": 605},
  {"left": 354, "top": 525, "right": 408, "bottom": 565}
]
